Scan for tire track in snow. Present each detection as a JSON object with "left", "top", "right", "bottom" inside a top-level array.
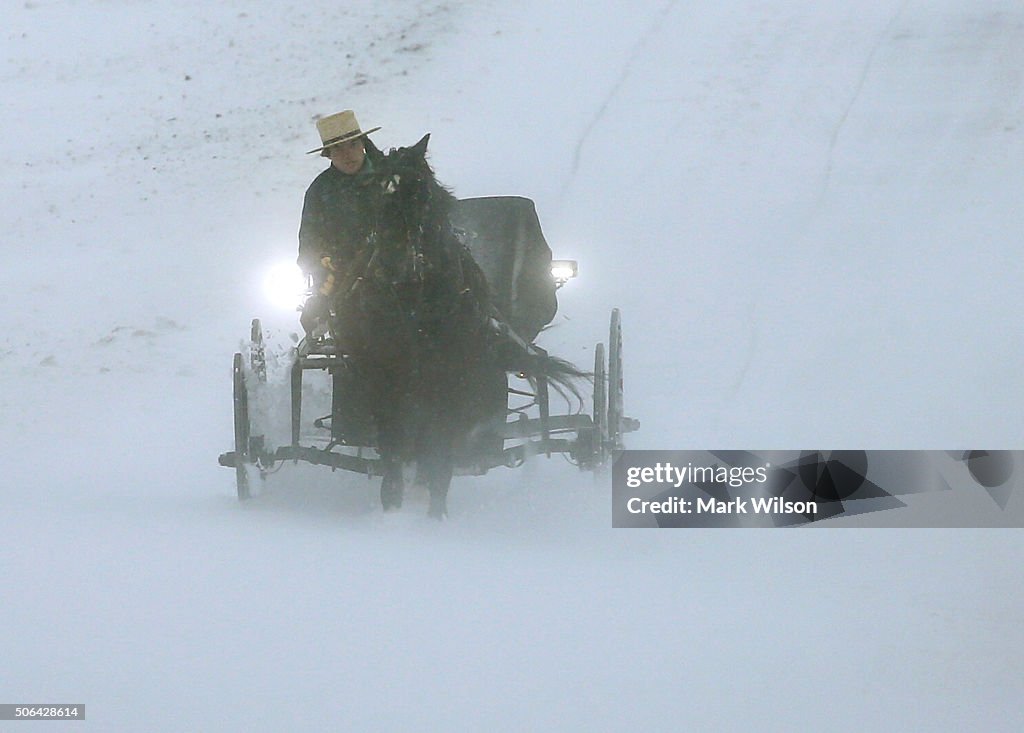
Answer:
[
  {"left": 557, "top": 0, "right": 678, "bottom": 207},
  {"left": 725, "top": 5, "right": 916, "bottom": 396},
  {"left": 737, "top": 1, "right": 909, "bottom": 398},
  {"left": 814, "top": 0, "right": 911, "bottom": 209}
]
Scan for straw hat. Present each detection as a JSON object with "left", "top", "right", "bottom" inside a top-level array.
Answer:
[{"left": 306, "top": 110, "right": 381, "bottom": 154}]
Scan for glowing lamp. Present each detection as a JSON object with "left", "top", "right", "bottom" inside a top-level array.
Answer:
[
  {"left": 551, "top": 260, "right": 578, "bottom": 287},
  {"left": 263, "top": 261, "right": 308, "bottom": 310}
]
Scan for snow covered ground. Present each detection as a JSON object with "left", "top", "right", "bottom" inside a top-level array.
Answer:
[{"left": 2, "top": 1, "right": 1022, "bottom": 730}]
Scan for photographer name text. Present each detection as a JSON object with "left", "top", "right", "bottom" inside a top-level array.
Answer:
[{"left": 625, "top": 496, "right": 817, "bottom": 515}]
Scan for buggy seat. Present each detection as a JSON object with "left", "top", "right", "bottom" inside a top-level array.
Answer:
[{"left": 450, "top": 196, "right": 557, "bottom": 344}]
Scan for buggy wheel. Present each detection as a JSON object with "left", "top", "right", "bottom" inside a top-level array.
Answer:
[
  {"left": 608, "top": 308, "right": 624, "bottom": 451},
  {"left": 246, "top": 319, "right": 270, "bottom": 486},
  {"left": 592, "top": 342, "right": 609, "bottom": 467},
  {"left": 232, "top": 352, "right": 252, "bottom": 500},
  {"left": 250, "top": 318, "right": 267, "bottom": 384}
]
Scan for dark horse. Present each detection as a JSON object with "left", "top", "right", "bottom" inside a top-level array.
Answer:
[{"left": 328, "top": 134, "right": 580, "bottom": 518}]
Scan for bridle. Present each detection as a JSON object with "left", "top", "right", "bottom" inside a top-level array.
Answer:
[{"left": 337, "top": 167, "right": 474, "bottom": 334}]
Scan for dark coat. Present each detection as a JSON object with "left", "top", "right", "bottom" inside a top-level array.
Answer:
[{"left": 296, "top": 144, "right": 383, "bottom": 278}]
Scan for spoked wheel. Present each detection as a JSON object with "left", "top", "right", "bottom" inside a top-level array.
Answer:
[
  {"left": 250, "top": 318, "right": 267, "bottom": 384},
  {"left": 592, "top": 341, "right": 609, "bottom": 467},
  {"left": 247, "top": 319, "right": 270, "bottom": 485},
  {"left": 232, "top": 352, "right": 252, "bottom": 500},
  {"left": 608, "top": 308, "right": 625, "bottom": 451}
]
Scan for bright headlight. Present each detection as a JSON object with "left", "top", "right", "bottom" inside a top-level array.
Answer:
[
  {"left": 263, "top": 262, "right": 308, "bottom": 310},
  {"left": 551, "top": 259, "right": 578, "bottom": 284}
]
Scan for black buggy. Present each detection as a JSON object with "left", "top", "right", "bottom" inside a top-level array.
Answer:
[{"left": 219, "top": 196, "right": 639, "bottom": 499}]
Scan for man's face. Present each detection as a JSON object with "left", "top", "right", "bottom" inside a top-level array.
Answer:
[{"left": 327, "top": 138, "right": 366, "bottom": 175}]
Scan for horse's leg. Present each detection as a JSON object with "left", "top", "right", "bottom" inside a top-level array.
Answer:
[
  {"left": 428, "top": 465, "right": 453, "bottom": 519},
  {"left": 411, "top": 336, "right": 456, "bottom": 519},
  {"left": 374, "top": 371, "right": 408, "bottom": 512},
  {"left": 379, "top": 454, "right": 404, "bottom": 511},
  {"left": 407, "top": 402, "right": 450, "bottom": 518},
  {"left": 420, "top": 434, "right": 454, "bottom": 519}
]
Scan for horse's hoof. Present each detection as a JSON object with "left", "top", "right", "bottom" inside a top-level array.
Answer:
[
  {"left": 428, "top": 496, "right": 448, "bottom": 520},
  {"left": 381, "top": 481, "right": 403, "bottom": 511}
]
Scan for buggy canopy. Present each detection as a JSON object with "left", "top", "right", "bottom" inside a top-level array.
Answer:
[{"left": 451, "top": 196, "right": 558, "bottom": 344}]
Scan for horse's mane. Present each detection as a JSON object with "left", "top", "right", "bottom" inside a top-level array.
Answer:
[
  {"left": 364, "top": 134, "right": 490, "bottom": 300},
  {"left": 376, "top": 134, "right": 456, "bottom": 212}
]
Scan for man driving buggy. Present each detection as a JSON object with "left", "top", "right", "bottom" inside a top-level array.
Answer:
[
  {"left": 297, "top": 109, "right": 383, "bottom": 335},
  {"left": 297, "top": 108, "right": 559, "bottom": 343}
]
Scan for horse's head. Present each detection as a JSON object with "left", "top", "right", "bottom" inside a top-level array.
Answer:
[
  {"left": 369, "top": 133, "right": 455, "bottom": 229},
  {"left": 358, "top": 133, "right": 462, "bottom": 287}
]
